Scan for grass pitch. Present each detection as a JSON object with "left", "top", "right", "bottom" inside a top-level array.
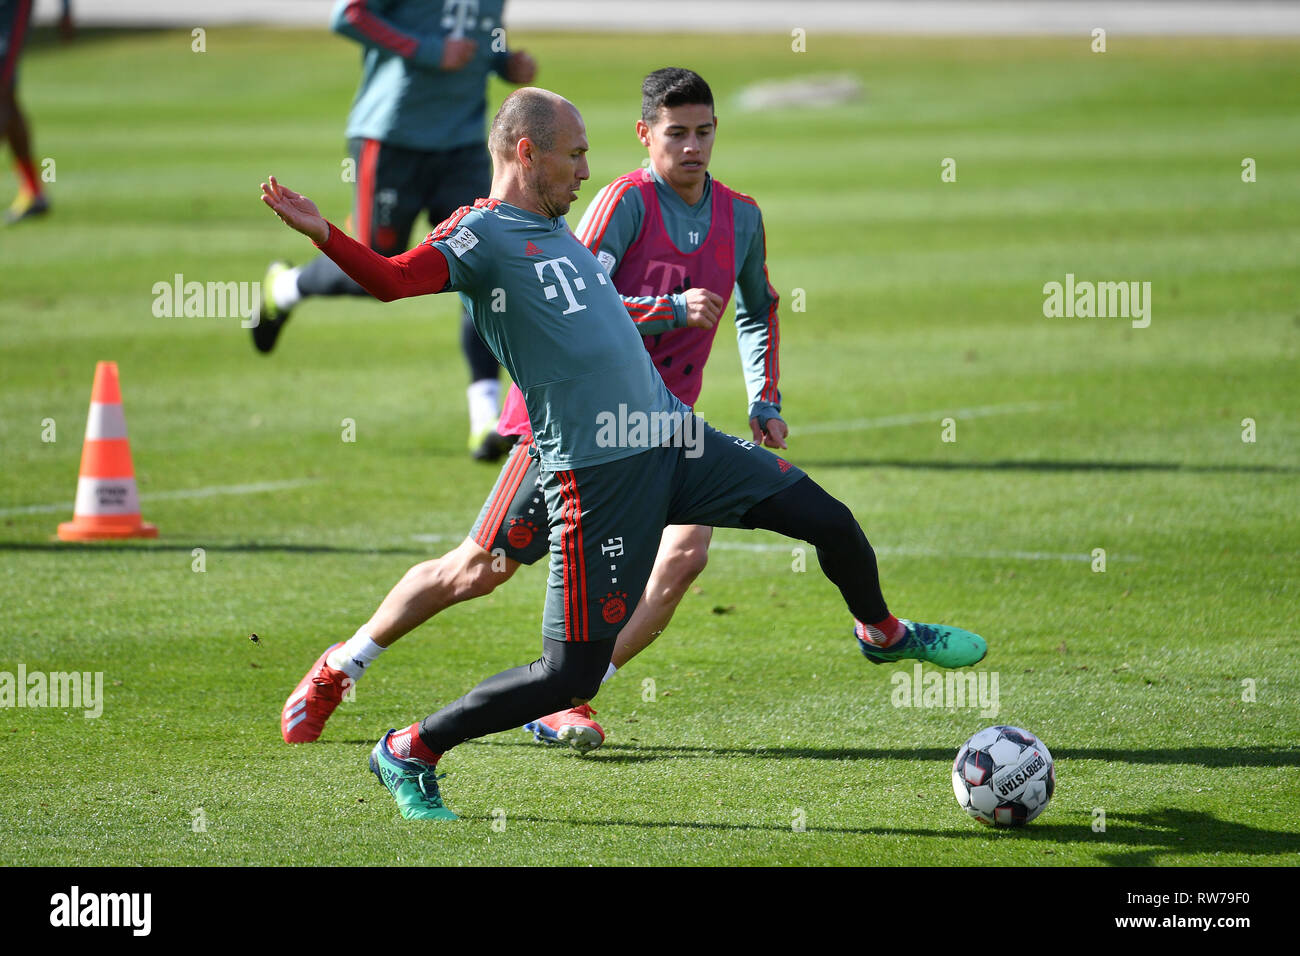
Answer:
[{"left": 0, "top": 27, "right": 1297, "bottom": 866}]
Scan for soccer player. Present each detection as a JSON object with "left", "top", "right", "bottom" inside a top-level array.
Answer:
[
  {"left": 262, "top": 87, "right": 988, "bottom": 821},
  {"left": 1, "top": 0, "right": 48, "bottom": 225},
  {"left": 251, "top": 0, "right": 537, "bottom": 461},
  {"left": 277, "top": 68, "right": 783, "bottom": 752}
]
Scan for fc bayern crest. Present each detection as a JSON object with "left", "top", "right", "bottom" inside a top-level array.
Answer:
[
  {"left": 507, "top": 520, "right": 536, "bottom": 549},
  {"left": 600, "top": 591, "right": 628, "bottom": 624}
]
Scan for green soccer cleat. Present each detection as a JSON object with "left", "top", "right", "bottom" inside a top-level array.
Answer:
[
  {"left": 856, "top": 619, "right": 988, "bottom": 669},
  {"left": 4, "top": 192, "right": 50, "bottom": 225},
  {"left": 251, "top": 260, "right": 294, "bottom": 353},
  {"left": 368, "top": 730, "right": 459, "bottom": 821},
  {"left": 469, "top": 420, "right": 515, "bottom": 462}
]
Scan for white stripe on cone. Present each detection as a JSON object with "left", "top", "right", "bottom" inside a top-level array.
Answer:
[
  {"left": 84, "top": 402, "right": 128, "bottom": 440},
  {"left": 72, "top": 476, "right": 142, "bottom": 516}
]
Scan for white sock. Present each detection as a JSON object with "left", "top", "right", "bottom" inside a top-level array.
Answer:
[
  {"left": 327, "top": 631, "right": 386, "bottom": 681},
  {"left": 272, "top": 266, "right": 303, "bottom": 311},
  {"left": 467, "top": 378, "right": 501, "bottom": 434},
  {"left": 600, "top": 662, "right": 618, "bottom": 684}
]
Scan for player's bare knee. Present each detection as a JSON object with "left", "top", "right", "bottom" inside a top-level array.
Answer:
[
  {"left": 452, "top": 547, "right": 505, "bottom": 600},
  {"left": 654, "top": 548, "right": 707, "bottom": 604}
]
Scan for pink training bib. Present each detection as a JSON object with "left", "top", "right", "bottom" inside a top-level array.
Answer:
[
  {"left": 616, "top": 167, "right": 736, "bottom": 409},
  {"left": 497, "top": 169, "right": 738, "bottom": 438}
]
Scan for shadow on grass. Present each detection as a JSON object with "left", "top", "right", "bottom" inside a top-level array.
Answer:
[
  {"left": 0, "top": 542, "right": 429, "bottom": 556},
  {"left": 459, "top": 741, "right": 1300, "bottom": 769},
  {"left": 804, "top": 458, "right": 1298, "bottom": 475},
  {"left": 447, "top": 807, "right": 1299, "bottom": 864},
  {"left": 321, "top": 741, "right": 1300, "bottom": 861}
]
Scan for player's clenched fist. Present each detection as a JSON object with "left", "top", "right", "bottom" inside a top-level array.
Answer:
[
  {"left": 750, "top": 416, "right": 789, "bottom": 450},
  {"left": 261, "top": 176, "right": 329, "bottom": 244},
  {"left": 441, "top": 37, "right": 477, "bottom": 71},
  {"left": 683, "top": 287, "right": 724, "bottom": 329}
]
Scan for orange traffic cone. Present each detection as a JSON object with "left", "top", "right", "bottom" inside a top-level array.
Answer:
[{"left": 57, "top": 361, "right": 158, "bottom": 540}]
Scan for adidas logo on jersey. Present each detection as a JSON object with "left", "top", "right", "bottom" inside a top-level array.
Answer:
[{"left": 525, "top": 240, "right": 544, "bottom": 256}]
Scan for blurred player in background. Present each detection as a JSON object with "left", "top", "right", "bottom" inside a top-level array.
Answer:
[
  {"left": 58, "top": 0, "right": 73, "bottom": 41},
  {"left": 251, "top": 0, "right": 536, "bottom": 461},
  {"left": 1, "top": 0, "right": 48, "bottom": 225}
]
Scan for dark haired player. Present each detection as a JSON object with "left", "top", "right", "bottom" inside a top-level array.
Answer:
[
  {"left": 276, "top": 67, "right": 780, "bottom": 752},
  {"left": 1, "top": 0, "right": 47, "bottom": 225},
  {"left": 251, "top": 0, "right": 537, "bottom": 461},
  {"left": 262, "top": 87, "right": 987, "bottom": 820}
]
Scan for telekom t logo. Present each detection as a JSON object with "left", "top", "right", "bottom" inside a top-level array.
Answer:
[
  {"left": 639, "top": 260, "right": 687, "bottom": 296},
  {"left": 535, "top": 257, "right": 588, "bottom": 314},
  {"left": 442, "top": 0, "right": 480, "bottom": 36}
]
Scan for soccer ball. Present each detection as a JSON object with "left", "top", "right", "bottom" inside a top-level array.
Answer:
[{"left": 952, "top": 725, "right": 1054, "bottom": 826}]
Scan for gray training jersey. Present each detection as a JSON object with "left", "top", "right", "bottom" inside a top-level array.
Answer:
[{"left": 428, "top": 199, "right": 690, "bottom": 470}]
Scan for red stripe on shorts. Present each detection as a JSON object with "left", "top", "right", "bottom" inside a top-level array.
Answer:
[
  {"left": 568, "top": 473, "right": 589, "bottom": 641},
  {"left": 558, "top": 472, "right": 575, "bottom": 640},
  {"left": 474, "top": 442, "right": 531, "bottom": 551},
  {"left": 558, "top": 471, "right": 589, "bottom": 642},
  {"left": 355, "top": 139, "right": 381, "bottom": 246}
]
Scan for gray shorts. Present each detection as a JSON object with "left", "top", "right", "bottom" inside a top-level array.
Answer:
[{"left": 538, "top": 417, "right": 806, "bottom": 643}]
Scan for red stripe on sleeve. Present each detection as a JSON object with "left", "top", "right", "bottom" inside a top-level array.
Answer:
[
  {"left": 755, "top": 222, "right": 781, "bottom": 403},
  {"left": 626, "top": 299, "right": 673, "bottom": 324},
  {"left": 315, "top": 223, "right": 450, "bottom": 301},
  {"left": 764, "top": 296, "right": 780, "bottom": 402},
  {"left": 429, "top": 206, "right": 473, "bottom": 242},
  {"left": 578, "top": 180, "right": 634, "bottom": 252},
  {"left": 342, "top": 0, "right": 418, "bottom": 58}
]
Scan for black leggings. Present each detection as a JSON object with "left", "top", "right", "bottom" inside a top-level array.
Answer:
[
  {"left": 419, "top": 638, "right": 612, "bottom": 755},
  {"left": 417, "top": 476, "right": 887, "bottom": 756},
  {"left": 741, "top": 476, "right": 890, "bottom": 626}
]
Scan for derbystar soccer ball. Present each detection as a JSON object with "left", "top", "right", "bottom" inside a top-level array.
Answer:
[{"left": 952, "top": 725, "right": 1055, "bottom": 826}]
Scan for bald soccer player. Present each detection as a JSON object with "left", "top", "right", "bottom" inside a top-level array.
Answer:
[
  {"left": 277, "top": 68, "right": 782, "bottom": 754},
  {"left": 262, "top": 87, "right": 987, "bottom": 820}
]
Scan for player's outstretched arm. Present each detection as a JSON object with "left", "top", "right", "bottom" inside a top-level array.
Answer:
[
  {"left": 260, "top": 176, "right": 450, "bottom": 301},
  {"left": 261, "top": 176, "right": 329, "bottom": 243}
]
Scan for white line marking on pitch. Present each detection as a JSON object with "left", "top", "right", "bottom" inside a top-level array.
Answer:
[
  {"left": 709, "top": 540, "right": 1136, "bottom": 563},
  {"left": 411, "top": 534, "right": 456, "bottom": 544},
  {"left": 796, "top": 401, "right": 1059, "bottom": 435},
  {"left": 0, "top": 479, "right": 317, "bottom": 517}
]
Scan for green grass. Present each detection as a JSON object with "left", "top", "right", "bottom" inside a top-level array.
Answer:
[{"left": 1, "top": 28, "right": 1297, "bottom": 866}]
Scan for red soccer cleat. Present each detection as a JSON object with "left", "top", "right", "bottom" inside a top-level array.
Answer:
[
  {"left": 523, "top": 703, "right": 605, "bottom": 753},
  {"left": 280, "top": 643, "right": 350, "bottom": 743}
]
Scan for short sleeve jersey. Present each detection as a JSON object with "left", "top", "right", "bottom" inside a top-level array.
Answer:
[{"left": 429, "top": 199, "right": 689, "bottom": 470}]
